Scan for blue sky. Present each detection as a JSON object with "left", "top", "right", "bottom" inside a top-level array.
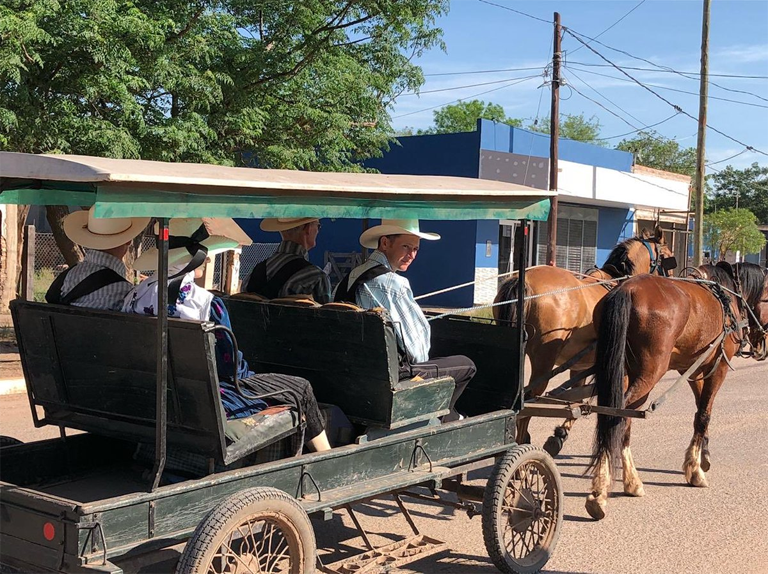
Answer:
[{"left": 389, "top": 0, "right": 768, "bottom": 172}]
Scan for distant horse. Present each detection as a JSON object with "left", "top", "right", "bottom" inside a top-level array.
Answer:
[
  {"left": 494, "top": 226, "right": 675, "bottom": 452},
  {"left": 585, "top": 262, "right": 768, "bottom": 520}
]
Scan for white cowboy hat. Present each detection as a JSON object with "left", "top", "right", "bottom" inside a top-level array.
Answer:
[
  {"left": 63, "top": 206, "right": 149, "bottom": 250},
  {"left": 260, "top": 217, "right": 319, "bottom": 232},
  {"left": 359, "top": 219, "right": 440, "bottom": 249},
  {"left": 134, "top": 218, "right": 252, "bottom": 272}
]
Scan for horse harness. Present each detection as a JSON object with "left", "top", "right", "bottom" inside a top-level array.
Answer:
[{"left": 641, "top": 240, "right": 677, "bottom": 277}]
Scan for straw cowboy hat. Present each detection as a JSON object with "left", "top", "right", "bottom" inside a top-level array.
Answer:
[
  {"left": 359, "top": 219, "right": 440, "bottom": 249},
  {"left": 63, "top": 206, "right": 149, "bottom": 250},
  {"left": 134, "top": 218, "right": 252, "bottom": 272},
  {"left": 260, "top": 217, "right": 319, "bottom": 232}
]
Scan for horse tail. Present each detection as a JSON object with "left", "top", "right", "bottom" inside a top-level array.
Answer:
[
  {"left": 494, "top": 274, "right": 531, "bottom": 327},
  {"left": 587, "top": 287, "right": 631, "bottom": 475}
]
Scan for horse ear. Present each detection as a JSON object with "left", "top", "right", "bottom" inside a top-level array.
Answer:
[
  {"left": 640, "top": 227, "right": 650, "bottom": 240},
  {"left": 654, "top": 224, "right": 664, "bottom": 243}
]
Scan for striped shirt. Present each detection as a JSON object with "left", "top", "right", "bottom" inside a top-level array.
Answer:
[
  {"left": 61, "top": 250, "right": 132, "bottom": 311},
  {"left": 243, "top": 240, "right": 331, "bottom": 303},
  {"left": 344, "top": 250, "right": 431, "bottom": 363}
]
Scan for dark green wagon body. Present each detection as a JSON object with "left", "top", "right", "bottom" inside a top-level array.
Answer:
[{"left": 1, "top": 301, "right": 523, "bottom": 573}]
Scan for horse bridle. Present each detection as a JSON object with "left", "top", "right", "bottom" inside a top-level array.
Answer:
[{"left": 641, "top": 240, "right": 677, "bottom": 277}]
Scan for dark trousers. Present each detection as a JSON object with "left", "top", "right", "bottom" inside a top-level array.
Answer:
[{"left": 400, "top": 355, "right": 476, "bottom": 422}]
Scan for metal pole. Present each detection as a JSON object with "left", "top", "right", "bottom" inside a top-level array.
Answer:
[
  {"left": 150, "top": 217, "right": 169, "bottom": 491},
  {"left": 692, "top": 0, "right": 710, "bottom": 267},
  {"left": 21, "top": 225, "right": 35, "bottom": 301},
  {"left": 514, "top": 222, "right": 528, "bottom": 412},
  {"left": 546, "top": 12, "right": 561, "bottom": 267}
]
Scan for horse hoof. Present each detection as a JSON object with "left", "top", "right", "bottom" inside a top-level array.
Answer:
[
  {"left": 543, "top": 436, "right": 563, "bottom": 457},
  {"left": 688, "top": 471, "right": 709, "bottom": 488},
  {"left": 585, "top": 495, "right": 606, "bottom": 520},
  {"left": 700, "top": 456, "right": 711, "bottom": 472},
  {"left": 624, "top": 482, "right": 645, "bottom": 497}
]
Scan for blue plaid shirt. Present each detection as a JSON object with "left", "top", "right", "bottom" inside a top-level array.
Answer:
[{"left": 345, "top": 250, "right": 431, "bottom": 363}]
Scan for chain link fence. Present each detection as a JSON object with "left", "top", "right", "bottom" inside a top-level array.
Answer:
[{"left": 213, "top": 243, "right": 280, "bottom": 289}]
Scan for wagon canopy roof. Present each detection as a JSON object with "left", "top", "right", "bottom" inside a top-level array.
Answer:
[{"left": 0, "top": 152, "right": 553, "bottom": 221}]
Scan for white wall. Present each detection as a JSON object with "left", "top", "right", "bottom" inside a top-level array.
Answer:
[{"left": 556, "top": 160, "right": 689, "bottom": 211}]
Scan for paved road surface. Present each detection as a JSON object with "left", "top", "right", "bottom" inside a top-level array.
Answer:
[{"left": 2, "top": 357, "right": 766, "bottom": 574}]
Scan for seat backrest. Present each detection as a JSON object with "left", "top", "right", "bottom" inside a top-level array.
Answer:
[
  {"left": 429, "top": 315, "right": 523, "bottom": 415},
  {"left": 226, "top": 299, "right": 405, "bottom": 426},
  {"left": 10, "top": 301, "right": 229, "bottom": 461}
]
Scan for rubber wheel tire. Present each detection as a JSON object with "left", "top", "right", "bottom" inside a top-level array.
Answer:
[
  {"left": 0, "top": 436, "right": 23, "bottom": 448},
  {"left": 482, "top": 444, "right": 563, "bottom": 574},
  {"left": 176, "top": 487, "right": 316, "bottom": 574}
]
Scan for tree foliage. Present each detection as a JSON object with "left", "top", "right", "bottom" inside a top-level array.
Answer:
[
  {"left": 617, "top": 131, "right": 696, "bottom": 177},
  {"left": 706, "top": 163, "right": 768, "bottom": 224},
  {"left": 418, "top": 99, "right": 522, "bottom": 134},
  {"left": 704, "top": 208, "right": 766, "bottom": 260},
  {"left": 527, "top": 113, "right": 605, "bottom": 146},
  {"left": 0, "top": 0, "right": 447, "bottom": 168}
]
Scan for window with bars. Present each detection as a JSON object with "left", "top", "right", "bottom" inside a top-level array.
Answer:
[{"left": 536, "top": 206, "right": 598, "bottom": 273}]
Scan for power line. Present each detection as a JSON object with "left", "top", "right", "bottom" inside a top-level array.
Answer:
[
  {"left": 476, "top": 0, "right": 552, "bottom": 24},
  {"left": 565, "top": 67, "right": 646, "bottom": 125},
  {"left": 391, "top": 75, "right": 540, "bottom": 120},
  {"left": 562, "top": 28, "right": 768, "bottom": 157},
  {"left": 594, "top": 113, "right": 680, "bottom": 141},
  {"left": 569, "top": 0, "right": 646, "bottom": 56},
  {"left": 401, "top": 74, "right": 543, "bottom": 96},
  {"left": 568, "top": 61, "right": 768, "bottom": 80},
  {"left": 566, "top": 64, "right": 768, "bottom": 109},
  {"left": 706, "top": 148, "right": 751, "bottom": 167},
  {"left": 424, "top": 65, "right": 547, "bottom": 77}
]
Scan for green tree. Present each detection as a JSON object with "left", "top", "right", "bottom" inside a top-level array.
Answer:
[
  {"left": 704, "top": 208, "right": 766, "bottom": 261},
  {"left": 707, "top": 163, "right": 768, "bottom": 224},
  {"left": 418, "top": 100, "right": 522, "bottom": 134},
  {"left": 617, "top": 131, "right": 696, "bottom": 177},
  {"left": 527, "top": 113, "right": 605, "bottom": 146},
  {"left": 0, "top": 0, "right": 446, "bottom": 275}
]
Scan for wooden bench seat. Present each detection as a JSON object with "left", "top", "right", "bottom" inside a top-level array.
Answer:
[
  {"left": 226, "top": 298, "right": 456, "bottom": 429},
  {"left": 10, "top": 301, "right": 302, "bottom": 469}
]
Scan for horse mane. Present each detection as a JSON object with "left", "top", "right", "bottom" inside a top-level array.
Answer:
[
  {"left": 734, "top": 262, "right": 768, "bottom": 309},
  {"left": 602, "top": 237, "right": 647, "bottom": 277},
  {"left": 698, "top": 264, "right": 736, "bottom": 290}
]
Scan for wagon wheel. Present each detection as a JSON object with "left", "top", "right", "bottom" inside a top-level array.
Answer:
[
  {"left": 176, "top": 487, "right": 316, "bottom": 574},
  {"left": 482, "top": 444, "right": 563, "bottom": 574},
  {"left": 0, "top": 435, "right": 23, "bottom": 448}
]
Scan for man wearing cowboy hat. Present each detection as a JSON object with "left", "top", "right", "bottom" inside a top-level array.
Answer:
[
  {"left": 335, "top": 219, "right": 476, "bottom": 422},
  {"left": 242, "top": 217, "right": 331, "bottom": 303},
  {"left": 45, "top": 206, "right": 149, "bottom": 310}
]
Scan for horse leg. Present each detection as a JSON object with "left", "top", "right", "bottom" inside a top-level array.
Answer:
[
  {"left": 684, "top": 361, "right": 727, "bottom": 487},
  {"left": 543, "top": 367, "right": 593, "bottom": 456},
  {"left": 618, "top": 381, "right": 657, "bottom": 498}
]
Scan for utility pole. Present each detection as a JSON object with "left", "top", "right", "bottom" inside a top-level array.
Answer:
[
  {"left": 692, "top": 0, "right": 710, "bottom": 267},
  {"left": 546, "top": 12, "right": 562, "bottom": 267}
]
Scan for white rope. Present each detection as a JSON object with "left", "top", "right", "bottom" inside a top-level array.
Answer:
[
  {"left": 426, "top": 276, "right": 627, "bottom": 322},
  {"left": 415, "top": 266, "right": 611, "bottom": 302}
]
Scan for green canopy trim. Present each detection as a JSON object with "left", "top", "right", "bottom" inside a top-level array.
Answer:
[
  {"left": 92, "top": 186, "right": 551, "bottom": 221},
  {"left": 0, "top": 187, "right": 96, "bottom": 206}
]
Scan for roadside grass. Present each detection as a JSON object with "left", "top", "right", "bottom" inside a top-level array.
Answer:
[{"left": 33, "top": 268, "right": 56, "bottom": 303}]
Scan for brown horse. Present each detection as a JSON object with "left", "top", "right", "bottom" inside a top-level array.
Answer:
[
  {"left": 494, "top": 226, "right": 675, "bottom": 452},
  {"left": 585, "top": 262, "right": 768, "bottom": 520}
]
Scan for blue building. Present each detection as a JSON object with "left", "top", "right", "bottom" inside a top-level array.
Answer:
[{"left": 238, "top": 119, "right": 691, "bottom": 308}]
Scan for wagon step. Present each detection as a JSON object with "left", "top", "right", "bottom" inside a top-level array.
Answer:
[{"left": 319, "top": 534, "right": 448, "bottom": 574}]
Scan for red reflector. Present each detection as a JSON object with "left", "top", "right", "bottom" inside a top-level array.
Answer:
[
  {"left": 43, "top": 522, "right": 55, "bottom": 541},
  {"left": 524, "top": 226, "right": 529, "bottom": 235},
  {"left": 162, "top": 228, "right": 169, "bottom": 240}
]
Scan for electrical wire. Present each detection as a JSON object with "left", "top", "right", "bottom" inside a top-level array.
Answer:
[
  {"left": 567, "top": 61, "right": 768, "bottom": 80},
  {"left": 569, "top": 0, "right": 646, "bottom": 56},
  {"left": 594, "top": 113, "right": 680, "bottom": 141},
  {"left": 476, "top": 0, "right": 552, "bottom": 24},
  {"left": 562, "top": 28, "right": 768, "bottom": 157},
  {"left": 424, "top": 65, "right": 547, "bottom": 77},
  {"left": 401, "top": 74, "right": 546, "bottom": 96},
  {"left": 391, "top": 75, "right": 540, "bottom": 120}
]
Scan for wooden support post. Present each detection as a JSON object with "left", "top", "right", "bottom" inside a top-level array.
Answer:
[
  {"left": 221, "top": 249, "right": 241, "bottom": 294},
  {"left": 21, "top": 225, "right": 35, "bottom": 301},
  {"left": 546, "top": 12, "right": 562, "bottom": 267},
  {"left": 692, "top": 0, "right": 710, "bottom": 267}
]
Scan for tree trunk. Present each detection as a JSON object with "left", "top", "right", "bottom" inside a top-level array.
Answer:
[
  {"left": 0, "top": 204, "right": 30, "bottom": 313},
  {"left": 46, "top": 206, "right": 85, "bottom": 267}
]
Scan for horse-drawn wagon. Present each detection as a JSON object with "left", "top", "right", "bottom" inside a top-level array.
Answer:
[{"left": 0, "top": 152, "right": 562, "bottom": 574}]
